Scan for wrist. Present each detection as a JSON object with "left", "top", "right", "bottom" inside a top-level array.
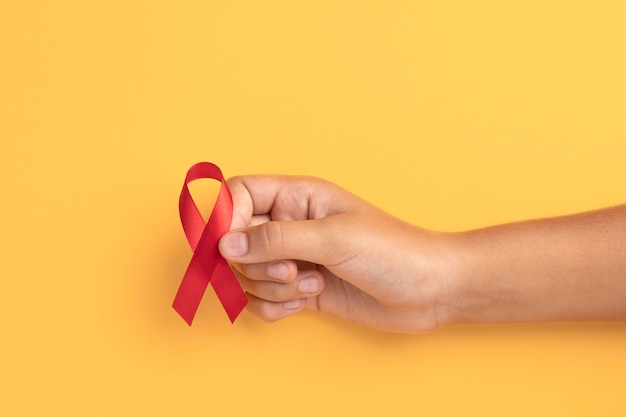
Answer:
[
  {"left": 428, "top": 230, "right": 507, "bottom": 327},
  {"left": 408, "top": 229, "right": 472, "bottom": 330}
]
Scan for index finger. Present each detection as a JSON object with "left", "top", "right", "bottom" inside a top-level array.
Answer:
[{"left": 226, "top": 175, "right": 348, "bottom": 230}]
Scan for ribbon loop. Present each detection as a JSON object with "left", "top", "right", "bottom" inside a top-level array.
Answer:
[{"left": 172, "top": 162, "right": 248, "bottom": 325}]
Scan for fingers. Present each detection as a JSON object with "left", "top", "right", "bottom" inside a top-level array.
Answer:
[
  {"left": 233, "top": 267, "right": 325, "bottom": 322},
  {"left": 245, "top": 294, "right": 306, "bottom": 322},
  {"left": 227, "top": 176, "right": 273, "bottom": 230},
  {"left": 231, "top": 260, "right": 298, "bottom": 283},
  {"left": 226, "top": 175, "right": 352, "bottom": 230},
  {"left": 219, "top": 216, "right": 349, "bottom": 265},
  {"left": 236, "top": 268, "right": 325, "bottom": 302}
]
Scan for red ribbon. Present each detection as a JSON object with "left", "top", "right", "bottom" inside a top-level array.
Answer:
[{"left": 172, "top": 162, "right": 248, "bottom": 325}]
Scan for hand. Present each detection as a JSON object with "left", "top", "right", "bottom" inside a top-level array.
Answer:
[
  {"left": 219, "top": 176, "right": 626, "bottom": 332},
  {"left": 218, "top": 175, "right": 453, "bottom": 333}
]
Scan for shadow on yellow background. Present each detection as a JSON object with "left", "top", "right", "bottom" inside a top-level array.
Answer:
[{"left": 1, "top": 1, "right": 625, "bottom": 416}]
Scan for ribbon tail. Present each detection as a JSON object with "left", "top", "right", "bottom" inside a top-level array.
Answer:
[
  {"left": 211, "top": 258, "right": 248, "bottom": 323},
  {"left": 172, "top": 258, "right": 213, "bottom": 326}
]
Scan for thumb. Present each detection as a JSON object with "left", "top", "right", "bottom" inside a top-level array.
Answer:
[{"left": 218, "top": 217, "right": 346, "bottom": 265}]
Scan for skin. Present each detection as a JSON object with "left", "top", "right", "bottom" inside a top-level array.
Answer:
[{"left": 218, "top": 175, "right": 626, "bottom": 334}]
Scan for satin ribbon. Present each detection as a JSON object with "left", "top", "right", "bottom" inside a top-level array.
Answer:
[{"left": 172, "top": 162, "right": 248, "bottom": 325}]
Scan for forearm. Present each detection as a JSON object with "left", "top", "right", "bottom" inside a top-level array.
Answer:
[{"left": 442, "top": 205, "right": 626, "bottom": 325}]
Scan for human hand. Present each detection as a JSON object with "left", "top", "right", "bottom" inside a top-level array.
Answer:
[{"left": 218, "top": 175, "right": 454, "bottom": 333}]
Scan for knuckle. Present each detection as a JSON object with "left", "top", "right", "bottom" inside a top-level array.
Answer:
[
  {"left": 226, "top": 175, "right": 244, "bottom": 188},
  {"left": 258, "top": 221, "right": 284, "bottom": 253},
  {"left": 269, "top": 283, "right": 283, "bottom": 302}
]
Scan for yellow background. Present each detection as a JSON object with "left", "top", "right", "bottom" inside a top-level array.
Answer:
[{"left": 1, "top": 1, "right": 625, "bottom": 415}]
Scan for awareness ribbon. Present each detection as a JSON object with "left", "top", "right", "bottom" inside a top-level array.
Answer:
[{"left": 172, "top": 162, "right": 248, "bottom": 325}]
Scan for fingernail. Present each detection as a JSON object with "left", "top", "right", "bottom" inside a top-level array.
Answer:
[
  {"left": 283, "top": 299, "right": 304, "bottom": 311},
  {"left": 221, "top": 231, "right": 248, "bottom": 257},
  {"left": 267, "top": 262, "right": 290, "bottom": 281},
  {"left": 298, "top": 277, "right": 320, "bottom": 294}
]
